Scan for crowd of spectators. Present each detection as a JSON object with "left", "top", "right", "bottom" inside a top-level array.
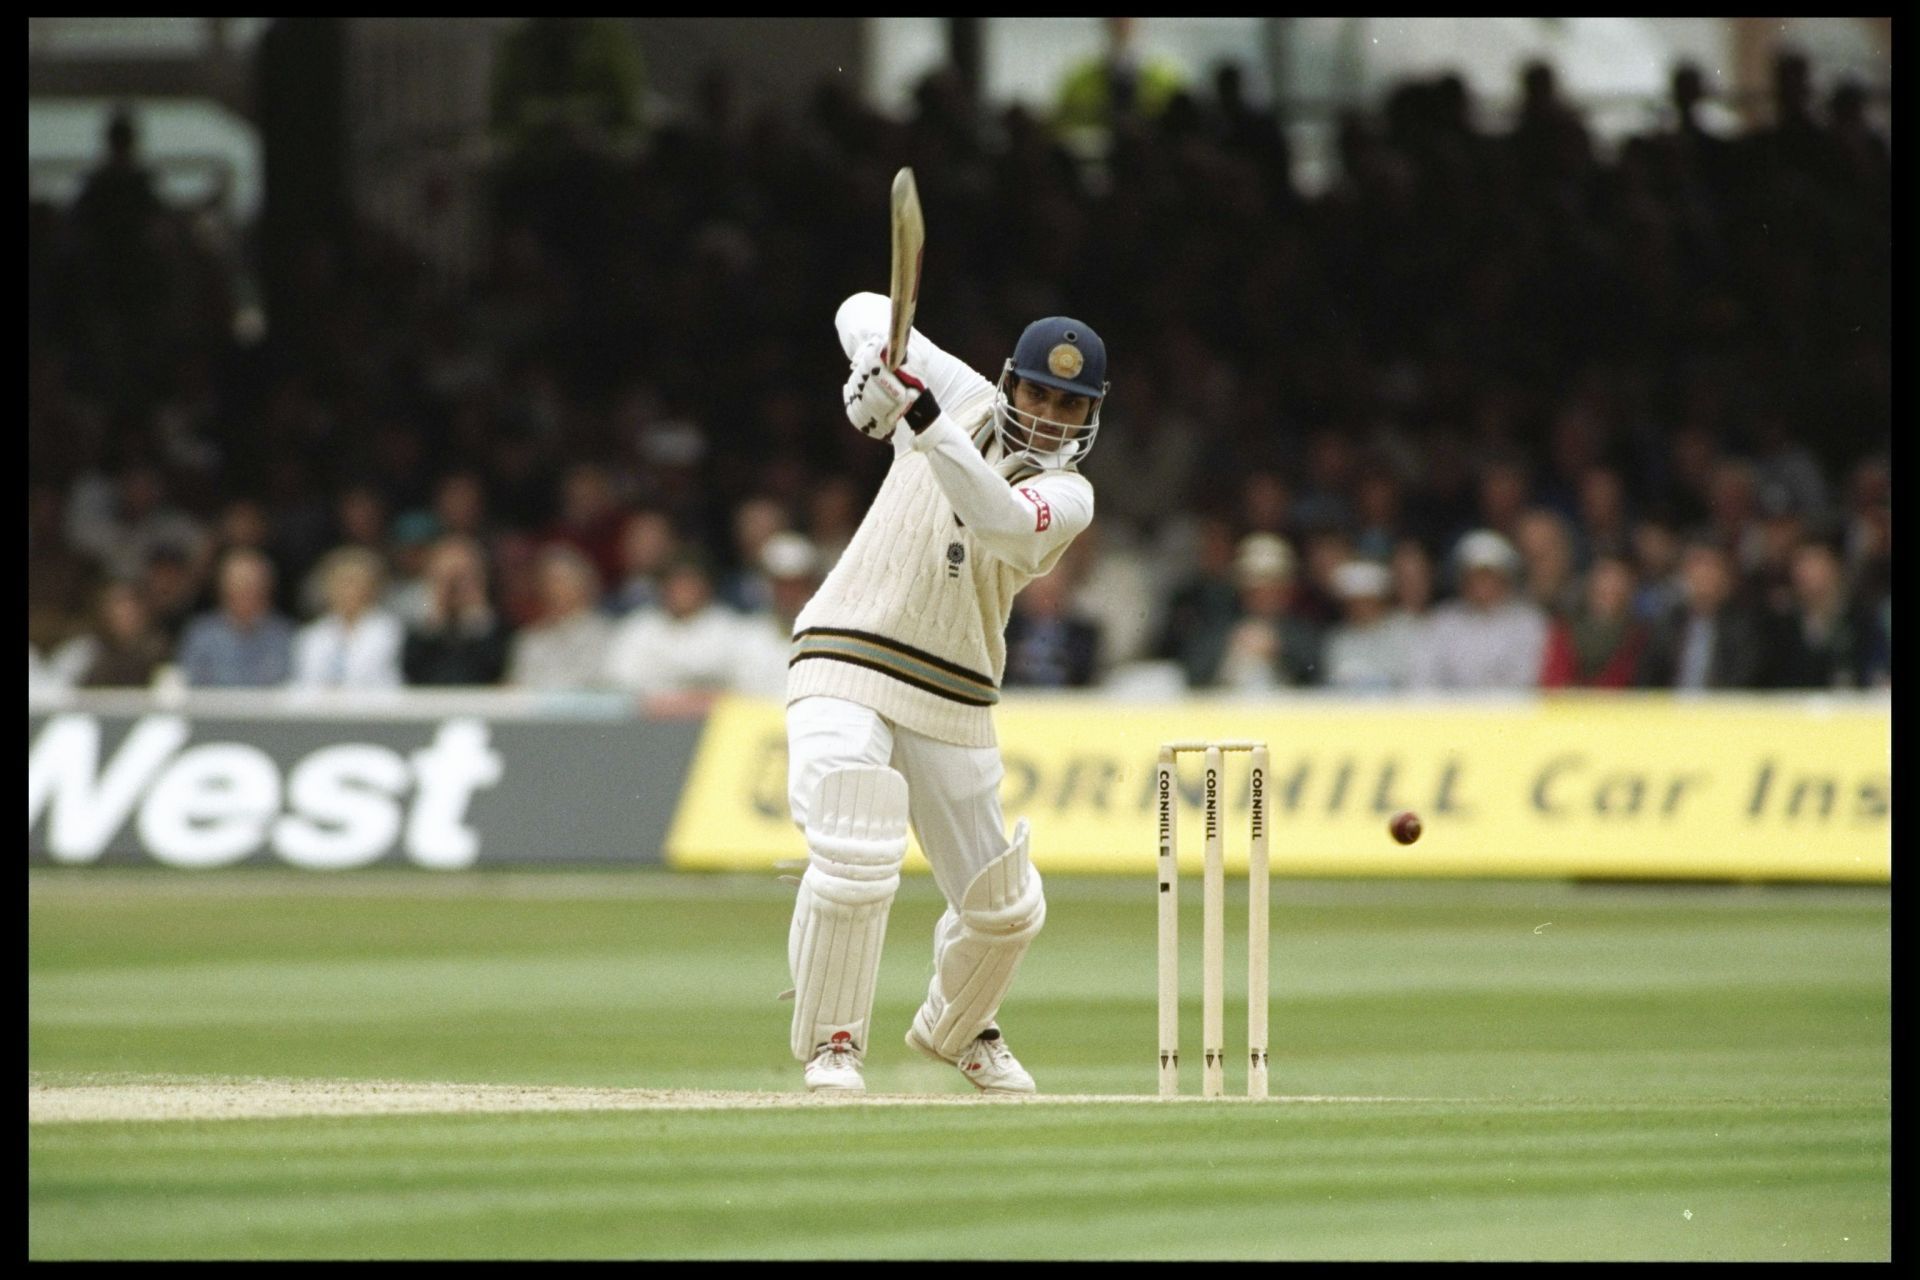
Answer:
[{"left": 27, "top": 37, "right": 1891, "bottom": 702}]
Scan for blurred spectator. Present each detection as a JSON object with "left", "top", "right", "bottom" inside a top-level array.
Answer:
[
  {"left": 734, "top": 532, "right": 823, "bottom": 699},
  {"left": 1540, "top": 556, "right": 1650, "bottom": 689},
  {"left": 1575, "top": 466, "right": 1632, "bottom": 565},
  {"left": 543, "top": 462, "right": 626, "bottom": 589},
  {"left": 1474, "top": 458, "right": 1532, "bottom": 542},
  {"left": 65, "top": 463, "right": 210, "bottom": 583},
  {"left": 1640, "top": 541, "right": 1765, "bottom": 690},
  {"left": 1154, "top": 516, "right": 1238, "bottom": 666},
  {"left": 1323, "top": 560, "right": 1417, "bottom": 693},
  {"left": 72, "top": 105, "right": 161, "bottom": 253},
  {"left": 1004, "top": 565, "right": 1102, "bottom": 689},
  {"left": 433, "top": 471, "right": 493, "bottom": 543},
  {"left": 508, "top": 546, "right": 615, "bottom": 691},
  {"left": 29, "top": 484, "right": 100, "bottom": 659},
  {"left": 291, "top": 547, "right": 405, "bottom": 690},
  {"left": 1294, "top": 431, "right": 1359, "bottom": 534},
  {"left": 1351, "top": 471, "right": 1404, "bottom": 562},
  {"left": 1186, "top": 534, "right": 1322, "bottom": 691},
  {"left": 139, "top": 545, "right": 205, "bottom": 645},
  {"left": 70, "top": 580, "right": 172, "bottom": 688},
  {"left": 178, "top": 549, "right": 295, "bottom": 688},
  {"left": 1514, "top": 508, "right": 1581, "bottom": 619},
  {"left": 1704, "top": 459, "right": 1765, "bottom": 573},
  {"left": 1408, "top": 531, "right": 1547, "bottom": 691},
  {"left": 1388, "top": 538, "right": 1435, "bottom": 624},
  {"left": 382, "top": 511, "right": 444, "bottom": 625},
  {"left": 1239, "top": 472, "right": 1293, "bottom": 539},
  {"left": 606, "top": 509, "right": 680, "bottom": 615},
  {"left": 719, "top": 495, "right": 793, "bottom": 614},
  {"left": 23, "top": 45, "right": 1892, "bottom": 695},
  {"left": 1294, "top": 529, "right": 1355, "bottom": 627},
  {"left": 1760, "top": 540, "right": 1874, "bottom": 690},
  {"left": 805, "top": 478, "right": 861, "bottom": 572},
  {"left": 1628, "top": 518, "right": 1685, "bottom": 624},
  {"left": 403, "top": 537, "right": 512, "bottom": 686},
  {"left": 1055, "top": 17, "right": 1187, "bottom": 133},
  {"left": 603, "top": 555, "right": 753, "bottom": 696},
  {"left": 1066, "top": 523, "right": 1158, "bottom": 672}
]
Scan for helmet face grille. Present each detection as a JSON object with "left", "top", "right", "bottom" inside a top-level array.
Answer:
[{"left": 994, "top": 362, "right": 1105, "bottom": 469}]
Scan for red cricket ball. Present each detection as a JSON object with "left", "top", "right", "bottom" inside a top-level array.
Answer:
[{"left": 1389, "top": 811, "right": 1423, "bottom": 845}]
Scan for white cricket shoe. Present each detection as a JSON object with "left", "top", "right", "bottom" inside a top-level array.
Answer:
[
  {"left": 803, "top": 1031, "right": 866, "bottom": 1093},
  {"left": 907, "top": 1024, "right": 1037, "bottom": 1095}
]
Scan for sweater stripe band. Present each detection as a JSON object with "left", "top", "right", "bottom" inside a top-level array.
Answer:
[{"left": 790, "top": 628, "right": 1000, "bottom": 707}]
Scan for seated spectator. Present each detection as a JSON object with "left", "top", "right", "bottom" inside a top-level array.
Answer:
[
  {"left": 139, "top": 544, "right": 204, "bottom": 646},
  {"left": 71, "top": 580, "right": 171, "bottom": 688},
  {"left": 1065, "top": 524, "right": 1157, "bottom": 671},
  {"left": 606, "top": 509, "right": 679, "bottom": 615},
  {"left": 1575, "top": 465, "right": 1632, "bottom": 564},
  {"left": 1514, "top": 508, "right": 1581, "bottom": 618},
  {"left": 65, "top": 462, "right": 210, "bottom": 583},
  {"left": 1408, "top": 531, "right": 1548, "bottom": 691},
  {"left": 1294, "top": 529, "right": 1356, "bottom": 628},
  {"left": 543, "top": 462, "right": 627, "bottom": 588},
  {"left": 733, "top": 532, "right": 823, "bottom": 699},
  {"left": 301, "top": 483, "right": 391, "bottom": 609},
  {"left": 382, "top": 511, "right": 443, "bottom": 625},
  {"left": 1185, "top": 534, "right": 1322, "bottom": 690},
  {"left": 1153, "top": 516, "right": 1239, "bottom": 667},
  {"left": 403, "top": 537, "right": 513, "bottom": 686},
  {"left": 291, "top": 547, "right": 405, "bottom": 690},
  {"left": 603, "top": 555, "right": 753, "bottom": 696},
  {"left": 1323, "top": 560, "right": 1418, "bottom": 692},
  {"left": 1639, "top": 541, "right": 1765, "bottom": 690},
  {"left": 1629, "top": 518, "right": 1685, "bottom": 624},
  {"left": 178, "top": 549, "right": 295, "bottom": 687},
  {"left": 1389, "top": 537, "right": 1435, "bottom": 625},
  {"left": 1004, "top": 566, "right": 1102, "bottom": 689},
  {"left": 1540, "top": 555, "right": 1650, "bottom": 689},
  {"left": 719, "top": 496, "right": 792, "bottom": 614},
  {"left": 1760, "top": 540, "right": 1875, "bottom": 689},
  {"left": 508, "top": 546, "right": 615, "bottom": 691}
]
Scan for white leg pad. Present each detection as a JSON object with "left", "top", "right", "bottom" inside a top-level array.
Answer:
[
  {"left": 913, "top": 818, "right": 1047, "bottom": 1060},
  {"left": 788, "top": 766, "right": 909, "bottom": 1061}
]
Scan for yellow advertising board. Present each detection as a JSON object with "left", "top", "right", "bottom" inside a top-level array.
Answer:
[{"left": 665, "top": 695, "right": 1891, "bottom": 882}]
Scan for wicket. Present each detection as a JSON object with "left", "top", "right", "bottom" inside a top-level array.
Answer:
[{"left": 1157, "top": 741, "right": 1270, "bottom": 1099}]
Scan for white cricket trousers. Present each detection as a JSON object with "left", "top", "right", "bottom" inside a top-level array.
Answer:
[{"left": 786, "top": 695, "right": 1009, "bottom": 909}]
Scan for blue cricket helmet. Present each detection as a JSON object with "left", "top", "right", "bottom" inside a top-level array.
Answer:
[
  {"left": 1009, "top": 317, "right": 1108, "bottom": 398},
  {"left": 994, "top": 316, "right": 1110, "bottom": 468}
]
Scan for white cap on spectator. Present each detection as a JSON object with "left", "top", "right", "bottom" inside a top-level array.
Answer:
[
  {"left": 760, "top": 531, "right": 819, "bottom": 580},
  {"left": 1234, "top": 533, "right": 1294, "bottom": 584},
  {"left": 1333, "top": 559, "right": 1392, "bottom": 600},
  {"left": 1455, "top": 529, "right": 1520, "bottom": 574}
]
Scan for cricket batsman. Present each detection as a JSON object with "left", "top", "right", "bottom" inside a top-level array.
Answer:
[{"left": 782, "top": 292, "right": 1108, "bottom": 1093}]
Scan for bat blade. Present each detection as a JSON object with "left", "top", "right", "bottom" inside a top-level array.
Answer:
[{"left": 888, "top": 167, "right": 924, "bottom": 372}]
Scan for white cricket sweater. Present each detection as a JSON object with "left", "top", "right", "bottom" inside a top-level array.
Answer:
[{"left": 787, "top": 294, "right": 1097, "bottom": 747}]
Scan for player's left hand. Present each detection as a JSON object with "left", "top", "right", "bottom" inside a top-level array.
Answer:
[{"left": 843, "top": 337, "right": 916, "bottom": 440}]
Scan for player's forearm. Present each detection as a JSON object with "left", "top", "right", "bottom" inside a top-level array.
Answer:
[{"left": 913, "top": 416, "right": 1082, "bottom": 572}]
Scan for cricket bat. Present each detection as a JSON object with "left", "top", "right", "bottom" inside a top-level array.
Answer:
[{"left": 887, "top": 167, "right": 924, "bottom": 372}]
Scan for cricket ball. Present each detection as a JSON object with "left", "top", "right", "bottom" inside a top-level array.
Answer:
[{"left": 1389, "top": 811, "right": 1423, "bottom": 845}]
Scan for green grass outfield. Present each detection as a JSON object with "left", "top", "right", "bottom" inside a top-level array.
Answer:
[{"left": 28, "top": 870, "right": 1890, "bottom": 1260}]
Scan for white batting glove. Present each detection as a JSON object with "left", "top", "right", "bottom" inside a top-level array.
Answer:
[{"left": 842, "top": 337, "right": 919, "bottom": 441}]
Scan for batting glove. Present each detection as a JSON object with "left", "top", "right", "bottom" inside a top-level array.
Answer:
[{"left": 843, "top": 338, "right": 942, "bottom": 439}]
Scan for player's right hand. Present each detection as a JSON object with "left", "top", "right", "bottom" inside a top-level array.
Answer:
[{"left": 843, "top": 336, "right": 917, "bottom": 441}]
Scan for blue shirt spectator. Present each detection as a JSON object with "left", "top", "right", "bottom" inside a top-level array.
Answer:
[{"left": 178, "top": 549, "right": 294, "bottom": 687}]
